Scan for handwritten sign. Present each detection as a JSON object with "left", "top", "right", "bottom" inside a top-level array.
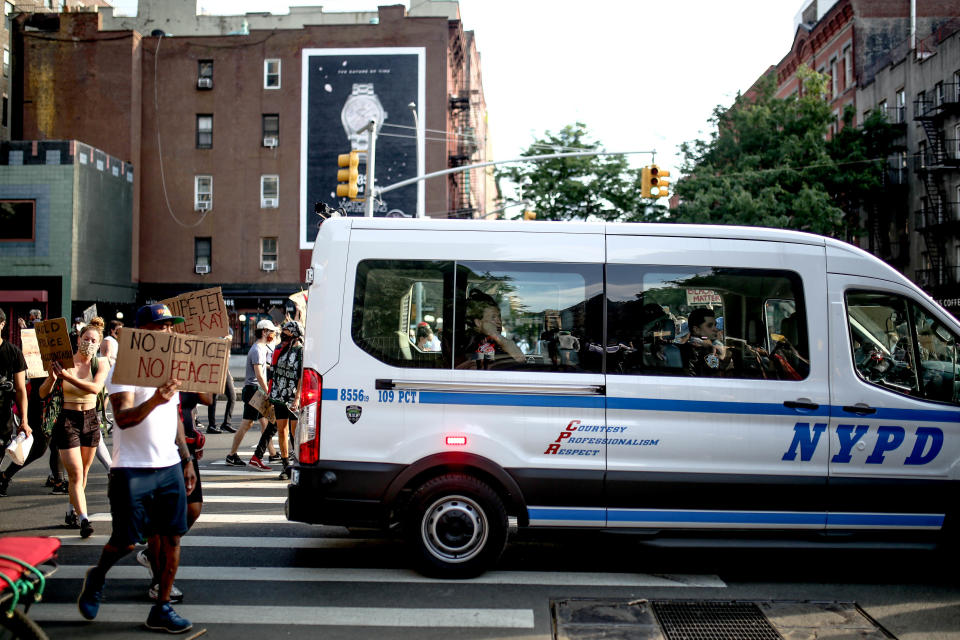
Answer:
[
  {"left": 289, "top": 290, "right": 308, "bottom": 323},
  {"left": 686, "top": 289, "right": 723, "bottom": 306},
  {"left": 161, "top": 287, "right": 229, "bottom": 337},
  {"left": 82, "top": 304, "right": 98, "bottom": 324},
  {"left": 111, "top": 328, "right": 230, "bottom": 393},
  {"left": 35, "top": 318, "right": 75, "bottom": 371},
  {"left": 19, "top": 329, "right": 46, "bottom": 379},
  {"left": 249, "top": 387, "right": 276, "bottom": 422}
]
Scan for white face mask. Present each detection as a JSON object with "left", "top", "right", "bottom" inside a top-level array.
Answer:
[{"left": 78, "top": 341, "right": 98, "bottom": 357}]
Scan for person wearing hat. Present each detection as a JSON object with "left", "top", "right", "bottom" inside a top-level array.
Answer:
[
  {"left": 225, "top": 317, "right": 278, "bottom": 470},
  {"left": 77, "top": 303, "right": 197, "bottom": 634},
  {"left": 260, "top": 320, "right": 303, "bottom": 480}
]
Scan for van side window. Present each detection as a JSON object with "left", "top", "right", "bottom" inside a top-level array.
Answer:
[
  {"left": 352, "top": 260, "right": 453, "bottom": 369},
  {"left": 607, "top": 266, "right": 808, "bottom": 380},
  {"left": 911, "top": 305, "right": 959, "bottom": 404},
  {"left": 846, "top": 291, "right": 920, "bottom": 396},
  {"left": 454, "top": 262, "right": 604, "bottom": 372}
]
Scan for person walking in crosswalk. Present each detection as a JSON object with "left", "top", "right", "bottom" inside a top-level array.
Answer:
[
  {"left": 77, "top": 304, "right": 197, "bottom": 634},
  {"left": 225, "top": 319, "right": 278, "bottom": 470}
]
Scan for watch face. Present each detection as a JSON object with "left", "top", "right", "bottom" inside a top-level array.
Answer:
[{"left": 343, "top": 96, "right": 384, "bottom": 132}]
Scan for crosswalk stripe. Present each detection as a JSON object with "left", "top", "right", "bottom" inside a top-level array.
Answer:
[
  {"left": 30, "top": 604, "right": 536, "bottom": 628},
  {"left": 196, "top": 482, "right": 288, "bottom": 489},
  {"left": 199, "top": 495, "right": 286, "bottom": 504},
  {"left": 200, "top": 468, "right": 282, "bottom": 477},
  {"left": 88, "top": 513, "right": 288, "bottom": 524},
  {"left": 54, "top": 564, "right": 726, "bottom": 587},
  {"left": 58, "top": 535, "right": 381, "bottom": 548}
]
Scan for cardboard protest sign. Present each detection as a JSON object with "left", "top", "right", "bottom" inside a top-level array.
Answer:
[
  {"left": 19, "top": 329, "right": 46, "bottom": 379},
  {"left": 289, "top": 290, "right": 308, "bottom": 323},
  {"left": 111, "top": 328, "right": 230, "bottom": 393},
  {"left": 249, "top": 387, "right": 276, "bottom": 422},
  {"left": 35, "top": 318, "right": 74, "bottom": 371},
  {"left": 161, "top": 287, "right": 230, "bottom": 337},
  {"left": 82, "top": 304, "right": 98, "bottom": 324}
]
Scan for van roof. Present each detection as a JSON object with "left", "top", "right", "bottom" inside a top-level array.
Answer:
[{"left": 347, "top": 217, "right": 827, "bottom": 244}]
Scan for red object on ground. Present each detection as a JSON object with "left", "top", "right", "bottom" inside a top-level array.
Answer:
[{"left": 0, "top": 537, "right": 61, "bottom": 587}]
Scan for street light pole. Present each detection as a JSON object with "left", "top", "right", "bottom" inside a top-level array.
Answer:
[
  {"left": 359, "top": 119, "right": 378, "bottom": 217},
  {"left": 408, "top": 102, "right": 424, "bottom": 218}
]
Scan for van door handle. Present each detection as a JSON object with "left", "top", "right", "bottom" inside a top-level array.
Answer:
[
  {"left": 842, "top": 404, "right": 876, "bottom": 415},
  {"left": 783, "top": 400, "right": 820, "bottom": 411}
]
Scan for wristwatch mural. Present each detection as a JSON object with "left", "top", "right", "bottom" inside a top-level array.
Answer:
[{"left": 341, "top": 83, "right": 387, "bottom": 151}]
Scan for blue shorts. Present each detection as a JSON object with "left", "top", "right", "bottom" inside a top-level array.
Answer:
[{"left": 107, "top": 464, "right": 188, "bottom": 548}]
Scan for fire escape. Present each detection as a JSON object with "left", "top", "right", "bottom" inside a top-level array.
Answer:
[
  {"left": 868, "top": 105, "right": 910, "bottom": 271},
  {"left": 448, "top": 93, "right": 477, "bottom": 218},
  {"left": 913, "top": 82, "right": 960, "bottom": 291}
]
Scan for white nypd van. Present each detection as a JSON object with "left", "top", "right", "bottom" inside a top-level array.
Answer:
[{"left": 287, "top": 217, "right": 960, "bottom": 577}]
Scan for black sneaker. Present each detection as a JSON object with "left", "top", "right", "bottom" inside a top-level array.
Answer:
[
  {"left": 51, "top": 480, "right": 69, "bottom": 495},
  {"left": 80, "top": 518, "right": 94, "bottom": 539},
  {"left": 220, "top": 423, "right": 237, "bottom": 433},
  {"left": 45, "top": 475, "right": 58, "bottom": 487},
  {"left": 0, "top": 473, "right": 9, "bottom": 497},
  {"left": 225, "top": 453, "right": 246, "bottom": 466},
  {"left": 278, "top": 467, "right": 291, "bottom": 481},
  {"left": 205, "top": 425, "right": 223, "bottom": 434},
  {"left": 65, "top": 512, "right": 80, "bottom": 529},
  {"left": 268, "top": 453, "right": 282, "bottom": 463}
]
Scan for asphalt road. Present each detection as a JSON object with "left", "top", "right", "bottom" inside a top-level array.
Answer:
[{"left": 1, "top": 428, "right": 959, "bottom": 639}]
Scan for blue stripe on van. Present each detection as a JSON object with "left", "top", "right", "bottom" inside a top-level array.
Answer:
[
  {"left": 607, "top": 509, "right": 825, "bottom": 526},
  {"left": 527, "top": 507, "right": 605, "bottom": 524},
  {"left": 321, "top": 388, "right": 338, "bottom": 401},
  {"left": 827, "top": 512, "right": 944, "bottom": 528},
  {"left": 837, "top": 406, "right": 960, "bottom": 423}
]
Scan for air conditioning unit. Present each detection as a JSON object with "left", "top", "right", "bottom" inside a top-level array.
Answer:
[
  {"left": 262, "top": 198, "right": 278, "bottom": 208},
  {"left": 261, "top": 260, "right": 277, "bottom": 272},
  {"left": 263, "top": 136, "right": 278, "bottom": 148},
  {"left": 196, "top": 201, "right": 211, "bottom": 211},
  {"left": 197, "top": 77, "right": 213, "bottom": 89},
  {"left": 195, "top": 264, "right": 210, "bottom": 274}
]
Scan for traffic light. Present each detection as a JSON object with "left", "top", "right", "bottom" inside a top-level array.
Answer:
[
  {"left": 641, "top": 164, "right": 671, "bottom": 199},
  {"left": 337, "top": 151, "right": 360, "bottom": 200},
  {"left": 523, "top": 209, "right": 536, "bottom": 220}
]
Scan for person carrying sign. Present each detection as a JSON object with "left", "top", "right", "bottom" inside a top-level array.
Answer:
[
  {"left": 77, "top": 304, "right": 197, "bottom": 634},
  {"left": 225, "top": 318, "right": 279, "bottom": 470},
  {"left": 0, "top": 309, "right": 30, "bottom": 497}
]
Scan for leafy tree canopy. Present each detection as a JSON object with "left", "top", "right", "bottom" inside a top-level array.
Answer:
[
  {"left": 496, "top": 123, "right": 664, "bottom": 222},
  {"left": 672, "top": 67, "right": 902, "bottom": 238}
]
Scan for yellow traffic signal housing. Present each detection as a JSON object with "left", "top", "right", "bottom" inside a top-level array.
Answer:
[
  {"left": 337, "top": 151, "right": 360, "bottom": 200},
  {"left": 523, "top": 209, "right": 536, "bottom": 220},
  {"left": 652, "top": 166, "right": 671, "bottom": 199},
  {"left": 640, "top": 166, "right": 652, "bottom": 198}
]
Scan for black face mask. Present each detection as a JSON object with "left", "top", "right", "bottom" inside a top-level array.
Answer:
[{"left": 280, "top": 333, "right": 293, "bottom": 343}]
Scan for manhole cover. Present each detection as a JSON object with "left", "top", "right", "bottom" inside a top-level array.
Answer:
[
  {"left": 653, "top": 601, "right": 782, "bottom": 640},
  {"left": 552, "top": 599, "right": 898, "bottom": 640}
]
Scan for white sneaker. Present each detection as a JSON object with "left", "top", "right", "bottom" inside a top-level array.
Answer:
[
  {"left": 148, "top": 582, "right": 183, "bottom": 602},
  {"left": 136, "top": 549, "right": 153, "bottom": 579}
]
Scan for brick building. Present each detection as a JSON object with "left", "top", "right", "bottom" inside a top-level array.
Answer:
[{"left": 10, "top": 1, "right": 490, "bottom": 346}]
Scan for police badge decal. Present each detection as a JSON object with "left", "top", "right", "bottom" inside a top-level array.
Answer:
[{"left": 345, "top": 405, "right": 362, "bottom": 424}]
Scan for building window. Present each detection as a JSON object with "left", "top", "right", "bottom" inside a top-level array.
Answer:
[
  {"left": 829, "top": 57, "right": 838, "bottom": 97},
  {"left": 262, "top": 114, "right": 279, "bottom": 147},
  {"left": 3, "top": 47, "right": 9, "bottom": 77},
  {"left": 196, "top": 114, "right": 212, "bottom": 148},
  {"left": 4, "top": 2, "right": 13, "bottom": 16},
  {"left": 0, "top": 200, "right": 35, "bottom": 241},
  {"left": 264, "top": 59, "right": 280, "bottom": 89},
  {"left": 195, "top": 175, "right": 212, "bottom": 210},
  {"left": 896, "top": 89, "right": 905, "bottom": 123},
  {"left": 935, "top": 81, "right": 944, "bottom": 107},
  {"left": 261, "top": 237, "right": 278, "bottom": 270},
  {"left": 917, "top": 90, "right": 926, "bottom": 118},
  {"left": 919, "top": 140, "right": 927, "bottom": 168},
  {"left": 195, "top": 237, "right": 211, "bottom": 271},
  {"left": 843, "top": 45, "right": 852, "bottom": 90},
  {"left": 2, "top": 95, "right": 7, "bottom": 128},
  {"left": 197, "top": 60, "right": 213, "bottom": 89},
  {"left": 954, "top": 70, "right": 960, "bottom": 102},
  {"left": 878, "top": 99, "right": 888, "bottom": 120},
  {"left": 260, "top": 175, "right": 279, "bottom": 208}
]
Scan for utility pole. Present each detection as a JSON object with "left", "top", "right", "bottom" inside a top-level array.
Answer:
[
  {"left": 408, "top": 102, "right": 425, "bottom": 218},
  {"left": 360, "top": 119, "right": 378, "bottom": 217}
]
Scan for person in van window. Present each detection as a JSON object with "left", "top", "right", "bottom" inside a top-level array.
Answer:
[
  {"left": 414, "top": 322, "right": 439, "bottom": 352},
  {"left": 684, "top": 307, "right": 729, "bottom": 376},
  {"left": 457, "top": 290, "right": 525, "bottom": 369}
]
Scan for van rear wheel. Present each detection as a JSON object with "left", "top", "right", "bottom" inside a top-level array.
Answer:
[{"left": 405, "top": 473, "right": 507, "bottom": 578}]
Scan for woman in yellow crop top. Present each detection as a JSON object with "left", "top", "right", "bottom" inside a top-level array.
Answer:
[{"left": 39, "top": 317, "right": 110, "bottom": 539}]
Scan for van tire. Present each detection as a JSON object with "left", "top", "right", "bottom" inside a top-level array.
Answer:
[{"left": 405, "top": 473, "right": 507, "bottom": 578}]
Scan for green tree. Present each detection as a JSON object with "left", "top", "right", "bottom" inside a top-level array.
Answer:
[
  {"left": 497, "top": 123, "right": 662, "bottom": 222},
  {"left": 672, "top": 67, "right": 900, "bottom": 239}
]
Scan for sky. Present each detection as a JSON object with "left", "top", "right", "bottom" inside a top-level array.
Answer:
[{"left": 109, "top": 0, "right": 805, "bottom": 176}]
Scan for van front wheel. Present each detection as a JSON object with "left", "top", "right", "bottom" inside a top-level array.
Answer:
[{"left": 406, "top": 473, "right": 507, "bottom": 578}]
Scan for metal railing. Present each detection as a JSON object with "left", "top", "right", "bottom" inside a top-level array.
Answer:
[
  {"left": 916, "top": 267, "right": 960, "bottom": 289},
  {"left": 914, "top": 139, "right": 960, "bottom": 167},
  {"left": 915, "top": 201, "right": 960, "bottom": 230}
]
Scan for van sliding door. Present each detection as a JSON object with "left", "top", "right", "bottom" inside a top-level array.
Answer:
[{"left": 604, "top": 235, "right": 830, "bottom": 530}]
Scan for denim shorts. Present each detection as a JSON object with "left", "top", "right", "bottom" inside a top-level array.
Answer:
[{"left": 107, "top": 463, "right": 187, "bottom": 547}]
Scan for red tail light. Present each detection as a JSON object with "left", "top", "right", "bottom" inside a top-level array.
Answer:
[{"left": 297, "top": 368, "right": 322, "bottom": 464}]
